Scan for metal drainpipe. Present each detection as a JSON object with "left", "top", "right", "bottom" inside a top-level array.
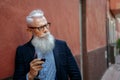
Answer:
[
  {"left": 79, "top": 0, "right": 89, "bottom": 80},
  {"left": 79, "top": 0, "right": 83, "bottom": 79},
  {"left": 106, "top": 0, "right": 110, "bottom": 67}
]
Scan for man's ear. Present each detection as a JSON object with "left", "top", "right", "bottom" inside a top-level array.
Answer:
[
  {"left": 26, "top": 24, "right": 32, "bottom": 32},
  {"left": 26, "top": 28, "right": 32, "bottom": 32}
]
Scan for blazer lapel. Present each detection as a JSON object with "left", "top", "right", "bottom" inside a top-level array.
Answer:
[
  {"left": 25, "top": 41, "right": 35, "bottom": 62},
  {"left": 53, "top": 40, "right": 62, "bottom": 80}
]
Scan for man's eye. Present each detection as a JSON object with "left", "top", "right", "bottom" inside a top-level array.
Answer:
[
  {"left": 43, "top": 24, "right": 47, "bottom": 27},
  {"left": 38, "top": 27, "right": 42, "bottom": 30},
  {"left": 41, "top": 25, "right": 45, "bottom": 28}
]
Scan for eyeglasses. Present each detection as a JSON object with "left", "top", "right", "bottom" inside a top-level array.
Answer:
[{"left": 28, "top": 22, "right": 51, "bottom": 31}]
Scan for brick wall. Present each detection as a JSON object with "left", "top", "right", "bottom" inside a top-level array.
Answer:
[
  {"left": 86, "top": 0, "right": 107, "bottom": 80},
  {"left": 0, "top": 0, "right": 80, "bottom": 79}
]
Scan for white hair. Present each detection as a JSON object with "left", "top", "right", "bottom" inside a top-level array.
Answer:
[
  {"left": 26, "top": 9, "right": 45, "bottom": 24},
  {"left": 31, "top": 32, "right": 55, "bottom": 54}
]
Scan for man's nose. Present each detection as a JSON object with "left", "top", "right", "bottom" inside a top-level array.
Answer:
[{"left": 43, "top": 27, "right": 49, "bottom": 33}]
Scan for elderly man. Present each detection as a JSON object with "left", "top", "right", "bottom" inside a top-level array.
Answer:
[{"left": 13, "top": 9, "right": 81, "bottom": 80}]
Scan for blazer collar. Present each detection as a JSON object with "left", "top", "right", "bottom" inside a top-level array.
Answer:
[{"left": 53, "top": 40, "right": 62, "bottom": 80}]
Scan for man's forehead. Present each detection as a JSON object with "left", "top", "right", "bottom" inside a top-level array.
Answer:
[
  {"left": 30, "top": 17, "right": 47, "bottom": 27},
  {"left": 33, "top": 17, "right": 45, "bottom": 21}
]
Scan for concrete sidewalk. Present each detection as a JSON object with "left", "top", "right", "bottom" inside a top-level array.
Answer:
[{"left": 101, "top": 55, "right": 120, "bottom": 80}]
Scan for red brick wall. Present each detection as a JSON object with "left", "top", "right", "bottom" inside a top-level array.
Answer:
[
  {"left": 110, "top": 0, "right": 120, "bottom": 10},
  {"left": 86, "top": 0, "right": 107, "bottom": 80},
  {"left": 86, "top": 0, "right": 107, "bottom": 51},
  {"left": 110, "top": 0, "right": 120, "bottom": 15},
  {"left": 0, "top": 0, "right": 80, "bottom": 79}
]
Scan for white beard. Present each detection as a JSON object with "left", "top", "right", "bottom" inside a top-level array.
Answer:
[{"left": 31, "top": 32, "right": 55, "bottom": 54}]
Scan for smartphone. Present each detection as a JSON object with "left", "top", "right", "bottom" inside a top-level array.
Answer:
[{"left": 41, "top": 58, "right": 46, "bottom": 62}]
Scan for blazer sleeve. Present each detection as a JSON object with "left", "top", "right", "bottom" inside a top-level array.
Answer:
[
  {"left": 65, "top": 42, "right": 82, "bottom": 80},
  {"left": 13, "top": 46, "right": 27, "bottom": 80}
]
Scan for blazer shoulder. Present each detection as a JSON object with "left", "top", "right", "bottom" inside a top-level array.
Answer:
[
  {"left": 55, "top": 39, "right": 66, "bottom": 44},
  {"left": 16, "top": 41, "right": 34, "bottom": 55},
  {"left": 17, "top": 41, "right": 33, "bottom": 49}
]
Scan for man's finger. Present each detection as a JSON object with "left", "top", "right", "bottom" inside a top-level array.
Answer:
[
  {"left": 31, "top": 58, "right": 41, "bottom": 63},
  {"left": 31, "top": 60, "right": 44, "bottom": 66},
  {"left": 32, "top": 66, "right": 43, "bottom": 71}
]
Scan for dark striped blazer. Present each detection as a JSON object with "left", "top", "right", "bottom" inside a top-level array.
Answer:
[{"left": 13, "top": 39, "right": 81, "bottom": 80}]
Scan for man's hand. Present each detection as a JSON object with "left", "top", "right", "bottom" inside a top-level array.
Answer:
[{"left": 28, "top": 59, "right": 44, "bottom": 80}]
